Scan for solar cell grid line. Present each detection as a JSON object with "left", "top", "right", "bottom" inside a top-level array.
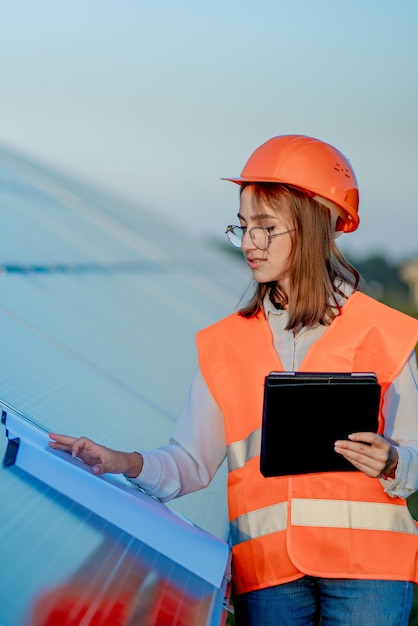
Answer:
[
  {"left": 16, "top": 199, "right": 153, "bottom": 267},
  {"left": 0, "top": 270, "right": 230, "bottom": 402},
  {"left": 0, "top": 301, "right": 179, "bottom": 422}
]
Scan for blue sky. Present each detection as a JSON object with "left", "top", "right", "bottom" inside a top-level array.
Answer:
[{"left": 1, "top": 0, "right": 417, "bottom": 261}]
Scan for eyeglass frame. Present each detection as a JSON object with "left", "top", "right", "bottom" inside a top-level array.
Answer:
[{"left": 225, "top": 224, "right": 296, "bottom": 251}]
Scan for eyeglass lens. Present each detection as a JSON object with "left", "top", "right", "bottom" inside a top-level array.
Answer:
[{"left": 226, "top": 226, "right": 270, "bottom": 250}]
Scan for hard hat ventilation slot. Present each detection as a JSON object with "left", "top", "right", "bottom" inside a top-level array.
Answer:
[{"left": 334, "top": 163, "right": 352, "bottom": 179}]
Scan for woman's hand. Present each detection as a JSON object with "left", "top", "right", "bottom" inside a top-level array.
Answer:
[
  {"left": 334, "top": 432, "right": 398, "bottom": 479},
  {"left": 48, "top": 433, "right": 143, "bottom": 478}
]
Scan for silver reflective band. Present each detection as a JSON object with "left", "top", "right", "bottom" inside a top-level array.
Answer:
[
  {"left": 227, "top": 429, "right": 261, "bottom": 472},
  {"left": 291, "top": 499, "right": 418, "bottom": 535},
  {"left": 230, "top": 502, "right": 288, "bottom": 546},
  {"left": 230, "top": 498, "right": 418, "bottom": 546}
]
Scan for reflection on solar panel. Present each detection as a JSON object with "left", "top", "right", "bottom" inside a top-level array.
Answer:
[
  {"left": 0, "top": 145, "right": 248, "bottom": 625},
  {"left": 3, "top": 404, "right": 232, "bottom": 625}
]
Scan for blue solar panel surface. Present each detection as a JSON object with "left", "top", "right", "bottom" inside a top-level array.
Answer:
[{"left": 0, "top": 145, "right": 248, "bottom": 625}]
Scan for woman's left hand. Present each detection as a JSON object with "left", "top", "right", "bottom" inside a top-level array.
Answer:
[{"left": 334, "top": 432, "right": 398, "bottom": 479}]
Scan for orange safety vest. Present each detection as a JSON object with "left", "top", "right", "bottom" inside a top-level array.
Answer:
[{"left": 196, "top": 292, "right": 418, "bottom": 595}]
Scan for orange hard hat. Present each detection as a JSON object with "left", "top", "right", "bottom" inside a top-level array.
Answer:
[{"left": 223, "top": 134, "right": 359, "bottom": 233}]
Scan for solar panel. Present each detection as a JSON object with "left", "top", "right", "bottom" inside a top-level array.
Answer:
[
  {"left": 2, "top": 404, "right": 232, "bottom": 625},
  {"left": 0, "top": 144, "right": 246, "bottom": 625}
]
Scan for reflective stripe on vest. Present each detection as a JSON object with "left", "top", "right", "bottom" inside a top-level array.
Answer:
[
  {"left": 227, "top": 429, "right": 261, "bottom": 472},
  {"left": 292, "top": 498, "right": 418, "bottom": 534},
  {"left": 231, "top": 498, "right": 418, "bottom": 546},
  {"left": 230, "top": 502, "right": 288, "bottom": 545}
]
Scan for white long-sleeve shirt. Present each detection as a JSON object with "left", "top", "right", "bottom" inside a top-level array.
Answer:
[{"left": 130, "top": 298, "right": 418, "bottom": 502}]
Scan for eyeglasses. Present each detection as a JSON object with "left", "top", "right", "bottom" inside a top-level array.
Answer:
[{"left": 225, "top": 225, "right": 295, "bottom": 251}]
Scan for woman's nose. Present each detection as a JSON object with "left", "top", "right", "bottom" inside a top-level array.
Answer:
[{"left": 241, "top": 230, "right": 256, "bottom": 251}]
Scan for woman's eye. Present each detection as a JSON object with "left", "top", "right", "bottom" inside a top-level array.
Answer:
[{"left": 266, "top": 226, "right": 275, "bottom": 233}]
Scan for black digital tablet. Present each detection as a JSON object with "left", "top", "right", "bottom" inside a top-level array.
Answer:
[{"left": 260, "top": 372, "right": 381, "bottom": 477}]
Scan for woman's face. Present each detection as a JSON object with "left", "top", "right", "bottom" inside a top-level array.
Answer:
[{"left": 238, "top": 186, "right": 294, "bottom": 291}]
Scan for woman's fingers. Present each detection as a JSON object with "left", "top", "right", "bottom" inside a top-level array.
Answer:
[
  {"left": 49, "top": 433, "right": 103, "bottom": 466},
  {"left": 49, "top": 432, "right": 138, "bottom": 476},
  {"left": 49, "top": 432, "right": 78, "bottom": 453},
  {"left": 71, "top": 437, "right": 100, "bottom": 460},
  {"left": 334, "top": 432, "right": 391, "bottom": 477}
]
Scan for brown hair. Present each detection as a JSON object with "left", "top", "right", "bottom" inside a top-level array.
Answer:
[{"left": 238, "top": 183, "right": 360, "bottom": 329}]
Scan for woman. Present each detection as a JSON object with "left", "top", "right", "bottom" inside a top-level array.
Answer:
[{"left": 50, "top": 134, "right": 418, "bottom": 625}]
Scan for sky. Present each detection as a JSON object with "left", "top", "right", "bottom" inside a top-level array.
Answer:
[{"left": 0, "top": 0, "right": 417, "bottom": 262}]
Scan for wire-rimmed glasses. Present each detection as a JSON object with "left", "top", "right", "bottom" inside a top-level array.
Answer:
[{"left": 225, "top": 225, "right": 295, "bottom": 251}]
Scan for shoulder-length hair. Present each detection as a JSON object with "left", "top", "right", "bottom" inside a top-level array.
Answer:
[{"left": 238, "top": 183, "right": 360, "bottom": 329}]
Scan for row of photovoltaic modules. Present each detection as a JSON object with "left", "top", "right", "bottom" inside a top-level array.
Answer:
[{"left": 0, "top": 145, "right": 245, "bottom": 625}]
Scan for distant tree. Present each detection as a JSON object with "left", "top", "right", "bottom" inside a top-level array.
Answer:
[{"left": 347, "top": 253, "right": 415, "bottom": 314}]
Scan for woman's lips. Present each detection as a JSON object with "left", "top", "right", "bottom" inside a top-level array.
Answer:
[{"left": 246, "top": 257, "right": 266, "bottom": 270}]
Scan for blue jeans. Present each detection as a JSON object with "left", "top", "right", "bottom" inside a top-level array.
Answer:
[{"left": 233, "top": 576, "right": 413, "bottom": 625}]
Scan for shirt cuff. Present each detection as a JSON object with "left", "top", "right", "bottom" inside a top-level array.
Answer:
[
  {"left": 124, "top": 452, "right": 159, "bottom": 494},
  {"left": 380, "top": 446, "right": 414, "bottom": 499}
]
